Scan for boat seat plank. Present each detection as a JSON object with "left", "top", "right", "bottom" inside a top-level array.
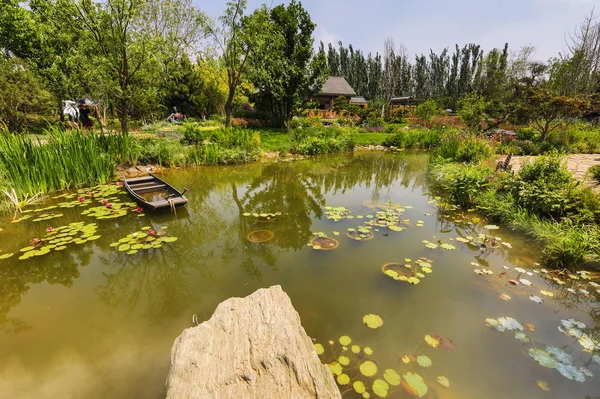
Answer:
[
  {"left": 133, "top": 185, "right": 167, "bottom": 194},
  {"left": 124, "top": 176, "right": 154, "bottom": 184}
]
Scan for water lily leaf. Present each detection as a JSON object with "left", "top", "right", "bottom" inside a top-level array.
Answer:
[
  {"left": 141, "top": 226, "right": 151, "bottom": 231},
  {"left": 529, "top": 295, "right": 543, "bottom": 304},
  {"left": 383, "top": 369, "right": 401, "bottom": 386},
  {"left": 401, "top": 372, "right": 427, "bottom": 397},
  {"left": 546, "top": 346, "right": 573, "bottom": 364},
  {"left": 328, "top": 362, "right": 342, "bottom": 376},
  {"left": 362, "top": 392, "right": 370, "bottom": 399},
  {"left": 337, "top": 374, "right": 350, "bottom": 385},
  {"left": 556, "top": 363, "right": 585, "bottom": 382},
  {"left": 515, "top": 332, "right": 530, "bottom": 343},
  {"left": 440, "top": 243, "right": 455, "bottom": 250},
  {"left": 351, "top": 345, "right": 360, "bottom": 354},
  {"left": 561, "top": 319, "right": 586, "bottom": 329},
  {"left": 118, "top": 244, "right": 130, "bottom": 251},
  {"left": 363, "top": 314, "right": 383, "bottom": 329},
  {"left": 529, "top": 348, "right": 558, "bottom": 369},
  {"left": 424, "top": 334, "right": 440, "bottom": 349},
  {"left": 498, "top": 317, "right": 523, "bottom": 331},
  {"left": 359, "top": 360, "right": 378, "bottom": 377},
  {"left": 437, "top": 376, "right": 450, "bottom": 387},
  {"left": 364, "top": 347, "right": 373, "bottom": 355},
  {"left": 161, "top": 236, "right": 178, "bottom": 243},
  {"left": 440, "top": 337, "right": 456, "bottom": 352},
  {"left": 126, "top": 250, "right": 138, "bottom": 255},
  {"left": 519, "top": 279, "right": 533, "bottom": 286},
  {"left": 537, "top": 380, "right": 550, "bottom": 391},
  {"left": 401, "top": 355, "right": 411, "bottom": 363},
  {"left": 580, "top": 367, "right": 593, "bottom": 377},
  {"left": 416, "top": 355, "right": 432, "bottom": 367},
  {"left": 314, "top": 344, "right": 324, "bottom": 355},
  {"left": 0, "top": 253, "right": 14, "bottom": 259},
  {"left": 339, "top": 356, "right": 350, "bottom": 366},
  {"left": 484, "top": 225, "right": 499, "bottom": 230},
  {"left": 339, "top": 336, "right": 351, "bottom": 345},
  {"left": 353, "top": 381, "right": 366, "bottom": 394},
  {"left": 372, "top": 379, "right": 389, "bottom": 397}
]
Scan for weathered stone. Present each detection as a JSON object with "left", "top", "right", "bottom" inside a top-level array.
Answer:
[{"left": 165, "top": 285, "right": 341, "bottom": 399}]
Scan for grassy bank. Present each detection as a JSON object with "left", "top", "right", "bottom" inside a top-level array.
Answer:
[{"left": 429, "top": 139, "right": 600, "bottom": 269}]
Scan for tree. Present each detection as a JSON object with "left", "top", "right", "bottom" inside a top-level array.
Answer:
[
  {"left": 457, "top": 94, "right": 488, "bottom": 131},
  {"left": 415, "top": 99, "right": 440, "bottom": 122},
  {"left": 209, "top": 0, "right": 269, "bottom": 127},
  {"left": 248, "top": 0, "right": 327, "bottom": 125},
  {"left": 0, "top": 57, "right": 54, "bottom": 131},
  {"left": 520, "top": 87, "right": 590, "bottom": 139}
]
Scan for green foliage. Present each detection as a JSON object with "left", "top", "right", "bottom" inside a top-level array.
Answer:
[
  {"left": 293, "top": 136, "right": 354, "bottom": 156},
  {"left": 430, "top": 163, "right": 491, "bottom": 207},
  {"left": 0, "top": 57, "right": 54, "bottom": 132},
  {"left": 382, "top": 129, "right": 443, "bottom": 149},
  {"left": 286, "top": 117, "right": 323, "bottom": 133},
  {"left": 588, "top": 165, "right": 600, "bottom": 183},
  {"left": 415, "top": 100, "right": 440, "bottom": 122},
  {"left": 433, "top": 134, "right": 493, "bottom": 163},
  {"left": 498, "top": 153, "right": 600, "bottom": 222},
  {"left": 0, "top": 128, "right": 130, "bottom": 194},
  {"left": 457, "top": 94, "right": 487, "bottom": 131}
]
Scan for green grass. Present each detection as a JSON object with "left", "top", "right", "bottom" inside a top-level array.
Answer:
[{"left": 350, "top": 132, "right": 389, "bottom": 146}]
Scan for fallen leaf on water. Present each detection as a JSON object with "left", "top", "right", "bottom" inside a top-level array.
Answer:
[
  {"left": 524, "top": 323, "right": 536, "bottom": 332},
  {"left": 437, "top": 376, "right": 450, "bottom": 388},
  {"left": 499, "top": 294, "right": 512, "bottom": 301},
  {"left": 540, "top": 290, "right": 554, "bottom": 297},
  {"left": 537, "top": 380, "right": 550, "bottom": 391},
  {"left": 530, "top": 295, "right": 544, "bottom": 304},
  {"left": 424, "top": 334, "right": 441, "bottom": 349},
  {"left": 440, "top": 337, "right": 456, "bottom": 352},
  {"left": 508, "top": 279, "right": 520, "bottom": 285},
  {"left": 402, "top": 372, "right": 428, "bottom": 397},
  {"left": 401, "top": 355, "right": 411, "bottom": 363}
]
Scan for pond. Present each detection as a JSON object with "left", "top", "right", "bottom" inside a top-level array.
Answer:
[{"left": 0, "top": 151, "right": 599, "bottom": 399}]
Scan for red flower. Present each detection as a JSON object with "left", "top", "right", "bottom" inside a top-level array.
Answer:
[
  {"left": 106, "top": 203, "right": 113, "bottom": 209},
  {"left": 136, "top": 207, "right": 143, "bottom": 213},
  {"left": 117, "top": 182, "right": 124, "bottom": 187},
  {"left": 78, "top": 196, "right": 85, "bottom": 202},
  {"left": 46, "top": 227, "right": 54, "bottom": 232},
  {"left": 148, "top": 229, "right": 155, "bottom": 235},
  {"left": 102, "top": 199, "right": 108, "bottom": 205}
]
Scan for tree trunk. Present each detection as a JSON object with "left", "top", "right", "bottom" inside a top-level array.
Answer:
[{"left": 225, "top": 87, "right": 235, "bottom": 128}]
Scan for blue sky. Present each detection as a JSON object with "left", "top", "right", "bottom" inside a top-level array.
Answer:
[{"left": 196, "top": 0, "right": 597, "bottom": 61}]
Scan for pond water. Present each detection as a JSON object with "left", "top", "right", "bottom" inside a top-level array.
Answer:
[{"left": 0, "top": 151, "right": 599, "bottom": 399}]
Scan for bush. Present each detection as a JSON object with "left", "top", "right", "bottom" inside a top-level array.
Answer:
[
  {"left": 430, "top": 162, "right": 491, "bottom": 207},
  {"left": 433, "top": 133, "right": 493, "bottom": 163},
  {"left": 286, "top": 116, "right": 323, "bottom": 131},
  {"left": 292, "top": 136, "right": 354, "bottom": 156},
  {"left": 457, "top": 94, "right": 487, "bottom": 132},
  {"left": 382, "top": 129, "right": 443, "bottom": 149},
  {"left": 415, "top": 99, "right": 440, "bottom": 122},
  {"left": 588, "top": 164, "right": 600, "bottom": 183}
]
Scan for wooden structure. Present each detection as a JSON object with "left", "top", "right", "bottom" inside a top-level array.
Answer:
[
  {"left": 314, "top": 77, "right": 357, "bottom": 109},
  {"left": 124, "top": 174, "right": 188, "bottom": 211},
  {"left": 390, "top": 96, "right": 422, "bottom": 107},
  {"left": 349, "top": 96, "right": 368, "bottom": 108}
]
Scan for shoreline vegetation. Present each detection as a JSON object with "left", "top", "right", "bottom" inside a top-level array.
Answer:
[{"left": 2, "top": 119, "right": 600, "bottom": 271}]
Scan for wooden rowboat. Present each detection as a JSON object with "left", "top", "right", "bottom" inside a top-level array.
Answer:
[{"left": 123, "top": 174, "right": 188, "bottom": 211}]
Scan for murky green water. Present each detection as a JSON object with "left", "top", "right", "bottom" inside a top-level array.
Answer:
[{"left": 0, "top": 151, "right": 599, "bottom": 399}]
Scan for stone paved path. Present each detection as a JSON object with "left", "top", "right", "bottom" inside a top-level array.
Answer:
[{"left": 503, "top": 154, "right": 600, "bottom": 192}]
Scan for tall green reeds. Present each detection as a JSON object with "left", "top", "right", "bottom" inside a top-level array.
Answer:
[{"left": 0, "top": 128, "right": 130, "bottom": 195}]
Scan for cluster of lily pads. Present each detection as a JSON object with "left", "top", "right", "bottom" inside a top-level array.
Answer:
[
  {"left": 485, "top": 316, "right": 600, "bottom": 385},
  {"left": 109, "top": 226, "right": 177, "bottom": 255},
  {"left": 13, "top": 222, "right": 100, "bottom": 260},
  {"left": 324, "top": 206, "right": 353, "bottom": 221},
  {"left": 242, "top": 211, "right": 282, "bottom": 222},
  {"left": 309, "top": 232, "right": 339, "bottom": 251},
  {"left": 381, "top": 258, "right": 435, "bottom": 285},
  {"left": 314, "top": 332, "right": 454, "bottom": 398}
]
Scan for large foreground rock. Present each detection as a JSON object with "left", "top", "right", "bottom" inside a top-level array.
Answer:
[{"left": 165, "top": 285, "right": 341, "bottom": 399}]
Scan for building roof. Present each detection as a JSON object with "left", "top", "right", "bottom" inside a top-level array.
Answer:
[
  {"left": 349, "top": 96, "right": 368, "bottom": 105},
  {"left": 317, "top": 76, "right": 357, "bottom": 97},
  {"left": 390, "top": 96, "right": 414, "bottom": 102}
]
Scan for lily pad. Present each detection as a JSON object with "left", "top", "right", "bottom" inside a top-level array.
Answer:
[
  {"left": 339, "top": 356, "right": 350, "bottom": 366},
  {"left": 364, "top": 347, "right": 373, "bottom": 355},
  {"left": 537, "top": 380, "right": 550, "bottom": 391},
  {"left": 437, "top": 376, "right": 450, "bottom": 388},
  {"left": 556, "top": 363, "right": 585, "bottom": 382},
  {"left": 339, "top": 336, "right": 351, "bottom": 345},
  {"left": 314, "top": 343, "right": 324, "bottom": 355},
  {"left": 416, "top": 355, "right": 432, "bottom": 368},
  {"left": 363, "top": 314, "right": 383, "bottom": 329},
  {"left": 424, "top": 334, "right": 440, "bottom": 349},
  {"left": 546, "top": 346, "right": 573, "bottom": 364},
  {"left": 359, "top": 360, "right": 378, "bottom": 377},
  {"left": 383, "top": 369, "right": 401, "bottom": 386},
  {"left": 529, "top": 295, "right": 543, "bottom": 304},
  {"left": 337, "top": 374, "right": 350, "bottom": 385},
  {"left": 515, "top": 332, "right": 530, "bottom": 343},
  {"left": 328, "top": 362, "right": 342, "bottom": 376},
  {"left": 529, "top": 348, "right": 558, "bottom": 369},
  {"left": 353, "top": 381, "right": 366, "bottom": 394},
  {"left": 402, "top": 372, "right": 427, "bottom": 397},
  {"left": 372, "top": 379, "right": 389, "bottom": 397},
  {"left": 0, "top": 253, "right": 14, "bottom": 259},
  {"left": 351, "top": 345, "right": 360, "bottom": 354}
]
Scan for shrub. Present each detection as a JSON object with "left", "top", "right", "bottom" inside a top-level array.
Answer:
[
  {"left": 382, "top": 129, "right": 443, "bottom": 149},
  {"left": 430, "top": 162, "right": 491, "bottom": 207},
  {"left": 415, "top": 99, "right": 440, "bottom": 122},
  {"left": 292, "top": 135, "right": 354, "bottom": 156},
  {"left": 457, "top": 94, "right": 487, "bottom": 132},
  {"left": 588, "top": 164, "right": 600, "bottom": 183},
  {"left": 433, "top": 133, "right": 493, "bottom": 163},
  {"left": 286, "top": 116, "right": 323, "bottom": 131}
]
